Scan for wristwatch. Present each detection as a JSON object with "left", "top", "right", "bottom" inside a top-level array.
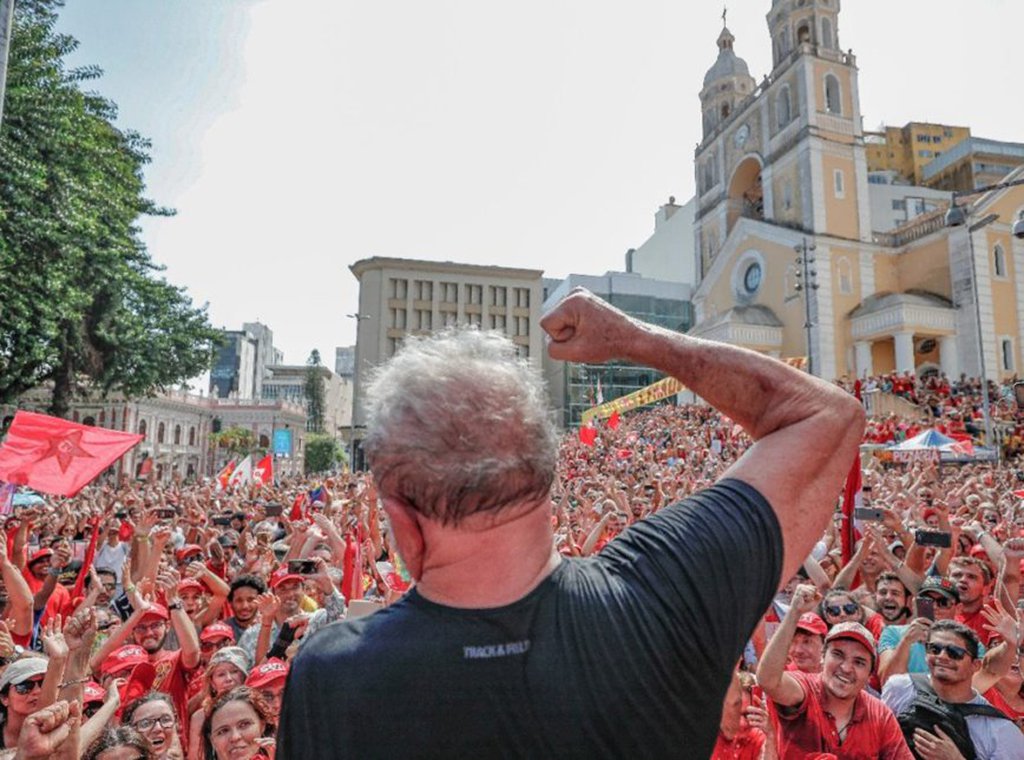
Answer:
[{"left": 167, "top": 600, "right": 183, "bottom": 611}]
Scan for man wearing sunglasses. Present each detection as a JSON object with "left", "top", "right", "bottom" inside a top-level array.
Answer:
[{"left": 884, "top": 620, "right": 1023, "bottom": 759}]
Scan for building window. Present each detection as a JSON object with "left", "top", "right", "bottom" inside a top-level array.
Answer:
[
  {"left": 390, "top": 308, "right": 407, "bottom": 329},
  {"left": 490, "top": 313, "right": 507, "bottom": 331},
  {"left": 174, "top": 425, "right": 182, "bottom": 445},
  {"left": 833, "top": 169, "right": 845, "bottom": 199},
  {"left": 836, "top": 256, "right": 852, "bottom": 295},
  {"left": 441, "top": 310, "right": 457, "bottom": 327},
  {"left": 782, "top": 180, "right": 793, "bottom": 211},
  {"left": 415, "top": 309, "right": 432, "bottom": 330},
  {"left": 824, "top": 74, "right": 841, "bottom": 115},
  {"left": 387, "top": 337, "right": 401, "bottom": 357},
  {"left": 468, "top": 312, "right": 482, "bottom": 327},
  {"left": 776, "top": 86, "right": 791, "bottom": 128},
  {"left": 414, "top": 280, "right": 433, "bottom": 301},
  {"left": 916, "top": 134, "right": 929, "bottom": 143},
  {"left": 514, "top": 288, "right": 530, "bottom": 309},
  {"left": 389, "top": 278, "right": 408, "bottom": 299},
  {"left": 514, "top": 316, "right": 530, "bottom": 336},
  {"left": 490, "top": 286, "right": 507, "bottom": 307},
  {"left": 821, "top": 17, "right": 833, "bottom": 48},
  {"left": 1002, "top": 338, "right": 1015, "bottom": 372},
  {"left": 465, "top": 284, "right": 482, "bottom": 305},
  {"left": 189, "top": 427, "right": 196, "bottom": 446},
  {"left": 919, "top": 150, "right": 934, "bottom": 158},
  {"left": 994, "top": 244, "right": 1007, "bottom": 278},
  {"left": 138, "top": 419, "right": 148, "bottom": 439},
  {"left": 892, "top": 199, "right": 906, "bottom": 211},
  {"left": 441, "top": 282, "right": 458, "bottom": 303},
  {"left": 157, "top": 422, "right": 165, "bottom": 444},
  {"left": 514, "top": 344, "right": 530, "bottom": 359}
]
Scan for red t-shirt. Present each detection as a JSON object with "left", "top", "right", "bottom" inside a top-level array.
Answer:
[
  {"left": 151, "top": 649, "right": 196, "bottom": 745},
  {"left": 774, "top": 670, "right": 913, "bottom": 760},
  {"left": 710, "top": 726, "right": 765, "bottom": 760},
  {"left": 957, "top": 601, "right": 994, "bottom": 647},
  {"left": 983, "top": 687, "right": 1024, "bottom": 724},
  {"left": 22, "top": 569, "right": 70, "bottom": 627}
]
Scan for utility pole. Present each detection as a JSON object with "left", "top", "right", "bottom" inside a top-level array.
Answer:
[{"left": 0, "top": 0, "right": 15, "bottom": 126}]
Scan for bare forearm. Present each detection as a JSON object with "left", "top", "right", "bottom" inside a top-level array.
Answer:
[{"left": 756, "top": 613, "right": 797, "bottom": 692}]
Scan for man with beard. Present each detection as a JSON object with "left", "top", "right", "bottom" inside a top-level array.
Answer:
[
  {"left": 884, "top": 620, "right": 1024, "bottom": 759},
  {"left": 757, "top": 584, "right": 912, "bottom": 759},
  {"left": 223, "top": 575, "right": 266, "bottom": 643},
  {"left": 91, "top": 566, "right": 200, "bottom": 735},
  {"left": 238, "top": 566, "right": 304, "bottom": 664},
  {"left": 875, "top": 571, "right": 913, "bottom": 627}
]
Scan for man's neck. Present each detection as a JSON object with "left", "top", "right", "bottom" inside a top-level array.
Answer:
[
  {"left": 821, "top": 688, "right": 857, "bottom": 722},
  {"left": 414, "top": 503, "right": 562, "bottom": 609},
  {"left": 931, "top": 674, "right": 975, "bottom": 704}
]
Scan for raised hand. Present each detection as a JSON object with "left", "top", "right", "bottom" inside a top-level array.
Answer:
[
  {"left": 155, "top": 567, "right": 182, "bottom": 603},
  {"left": 255, "top": 592, "right": 280, "bottom": 620},
  {"left": 981, "top": 598, "right": 1019, "bottom": 648},
  {"left": 62, "top": 608, "right": 97, "bottom": 653},
  {"left": 790, "top": 584, "right": 821, "bottom": 616},
  {"left": 41, "top": 615, "right": 69, "bottom": 660},
  {"left": 14, "top": 700, "right": 79, "bottom": 759},
  {"left": 540, "top": 287, "right": 638, "bottom": 364}
]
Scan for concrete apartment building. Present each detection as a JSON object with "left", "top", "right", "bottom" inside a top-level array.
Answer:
[{"left": 348, "top": 256, "right": 544, "bottom": 464}]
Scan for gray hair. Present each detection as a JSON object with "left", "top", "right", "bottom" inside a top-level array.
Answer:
[{"left": 363, "top": 328, "right": 558, "bottom": 525}]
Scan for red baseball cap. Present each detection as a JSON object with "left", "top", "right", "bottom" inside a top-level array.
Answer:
[
  {"left": 100, "top": 645, "right": 149, "bottom": 677},
  {"left": 83, "top": 681, "right": 106, "bottom": 705},
  {"left": 270, "top": 566, "right": 303, "bottom": 589},
  {"left": 27, "top": 548, "right": 53, "bottom": 565},
  {"left": 245, "top": 658, "right": 289, "bottom": 689},
  {"left": 200, "top": 622, "right": 236, "bottom": 644},
  {"left": 139, "top": 603, "right": 169, "bottom": 623},
  {"left": 825, "top": 621, "right": 877, "bottom": 665},
  {"left": 795, "top": 612, "right": 827, "bottom": 637},
  {"left": 178, "top": 578, "right": 206, "bottom": 595},
  {"left": 175, "top": 544, "right": 203, "bottom": 564},
  {"left": 116, "top": 662, "right": 157, "bottom": 717}
]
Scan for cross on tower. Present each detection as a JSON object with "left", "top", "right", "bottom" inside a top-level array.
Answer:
[{"left": 722, "top": 5, "right": 727, "bottom": 26}]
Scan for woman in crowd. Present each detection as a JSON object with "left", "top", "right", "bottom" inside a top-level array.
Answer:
[
  {"left": 123, "top": 692, "right": 184, "bottom": 760},
  {"left": 82, "top": 725, "right": 155, "bottom": 760},
  {"left": 203, "top": 686, "right": 275, "bottom": 760},
  {"left": 189, "top": 647, "right": 251, "bottom": 760},
  {"left": 0, "top": 658, "right": 48, "bottom": 750}
]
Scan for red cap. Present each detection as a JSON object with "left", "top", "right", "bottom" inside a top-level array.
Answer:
[
  {"left": 245, "top": 658, "right": 289, "bottom": 689},
  {"left": 825, "top": 621, "right": 877, "bottom": 664},
  {"left": 27, "top": 548, "right": 53, "bottom": 565},
  {"left": 178, "top": 578, "right": 206, "bottom": 595},
  {"left": 82, "top": 681, "right": 106, "bottom": 705},
  {"left": 200, "top": 622, "right": 236, "bottom": 644},
  {"left": 175, "top": 544, "right": 203, "bottom": 564},
  {"left": 270, "top": 566, "right": 302, "bottom": 589},
  {"left": 922, "top": 507, "right": 938, "bottom": 521},
  {"left": 116, "top": 662, "right": 157, "bottom": 716},
  {"left": 969, "top": 544, "right": 989, "bottom": 559},
  {"left": 795, "top": 612, "right": 827, "bottom": 637},
  {"left": 139, "top": 603, "right": 169, "bottom": 623},
  {"left": 100, "top": 645, "right": 149, "bottom": 677}
]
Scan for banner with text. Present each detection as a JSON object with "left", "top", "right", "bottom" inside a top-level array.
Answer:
[{"left": 580, "top": 376, "right": 685, "bottom": 424}]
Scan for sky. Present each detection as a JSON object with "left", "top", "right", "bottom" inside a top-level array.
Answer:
[{"left": 51, "top": 0, "right": 1024, "bottom": 369}]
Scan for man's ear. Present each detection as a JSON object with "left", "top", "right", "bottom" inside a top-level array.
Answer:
[{"left": 382, "top": 497, "right": 426, "bottom": 581}]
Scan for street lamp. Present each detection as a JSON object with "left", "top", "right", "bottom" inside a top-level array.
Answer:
[
  {"left": 793, "top": 238, "right": 820, "bottom": 376},
  {"left": 346, "top": 312, "right": 370, "bottom": 472},
  {"left": 943, "top": 175, "right": 1024, "bottom": 446}
]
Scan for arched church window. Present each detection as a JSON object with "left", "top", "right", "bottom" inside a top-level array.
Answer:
[
  {"left": 994, "top": 244, "right": 1007, "bottom": 278},
  {"left": 821, "top": 18, "right": 834, "bottom": 49},
  {"left": 721, "top": 103, "right": 731, "bottom": 120},
  {"left": 825, "top": 74, "right": 841, "bottom": 114},
  {"left": 797, "top": 22, "right": 811, "bottom": 44},
  {"left": 777, "top": 86, "right": 791, "bottom": 128},
  {"left": 836, "top": 256, "right": 853, "bottom": 295}
]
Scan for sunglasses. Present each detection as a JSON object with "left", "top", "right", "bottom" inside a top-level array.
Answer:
[
  {"left": 824, "top": 602, "right": 859, "bottom": 617},
  {"left": 13, "top": 678, "right": 44, "bottom": 695},
  {"left": 917, "top": 594, "right": 954, "bottom": 608},
  {"left": 925, "top": 642, "right": 970, "bottom": 661}
]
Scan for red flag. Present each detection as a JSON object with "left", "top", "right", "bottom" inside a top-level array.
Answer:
[
  {"left": 607, "top": 411, "right": 621, "bottom": 430},
  {"left": 342, "top": 533, "right": 363, "bottom": 603},
  {"left": 579, "top": 426, "right": 597, "bottom": 447},
  {"left": 289, "top": 492, "right": 306, "bottom": 521},
  {"left": 0, "top": 412, "right": 142, "bottom": 497},
  {"left": 136, "top": 457, "right": 153, "bottom": 481},
  {"left": 252, "top": 455, "right": 273, "bottom": 488},
  {"left": 841, "top": 454, "right": 862, "bottom": 566},
  {"left": 215, "top": 460, "right": 236, "bottom": 491},
  {"left": 72, "top": 515, "right": 103, "bottom": 598}
]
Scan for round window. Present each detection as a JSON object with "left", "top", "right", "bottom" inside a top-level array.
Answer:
[{"left": 743, "top": 262, "right": 763, "bottom": 295}]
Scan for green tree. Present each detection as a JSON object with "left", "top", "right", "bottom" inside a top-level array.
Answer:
[
  {"left": 0, "top": 0, "right": 220, "bottom": 416},
  {"left": 304, "top": 349, "right": 325, "bottom": 434},
  {"left": 209, "top": 426, "right": 256, "bottom": 458},
  {"left": 304, "top": 433, "right": 343, "bottom": 474}
]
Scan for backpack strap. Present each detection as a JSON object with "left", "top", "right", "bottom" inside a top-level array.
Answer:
[{"left": 956, "top": 702, "right": 1013, "bottom": 722}]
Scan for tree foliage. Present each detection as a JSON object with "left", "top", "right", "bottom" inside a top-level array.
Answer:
[
  {"left": 0, "top": 0, "right": 220, "bottom": 417},
  {"left": 304, "top": 349, "right": 325, "bottom": 434},
  {"left": 304, "top": 433, "right": 343, "bottom": 474},
  {"left": 209, "top": 426, "right": 256, "bottom": 457}
]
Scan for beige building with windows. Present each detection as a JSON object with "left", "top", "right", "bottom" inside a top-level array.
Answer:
[
  {"left": 348, "top": 257, "right": 544, "bottom": 462},
  {"left": 690, "top": 1, "right": 1024, "bottom": 384}
]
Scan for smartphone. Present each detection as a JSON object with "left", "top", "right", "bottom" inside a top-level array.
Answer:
[
  {"left": 854, "top": 507, "right": 885, "bottom": 522},
  {"left": 915, "top": 530, "right": 952, "bottom": 548},
  {"left": 114, "top": 511, "right": 127, "bottom": 519},
  {"left": 916, "top": 596, "right": 936, "bottom": 621},
  {"left": 211, "top": 516, "right": 233, "bottom": 527},
  {"left": 288, "top": 559, "right": 317, "bottom": 575},
  {"left": 264, "top": 503, "right": 283, "bottom": 517},
  {"left": 154, "top": 508, "right": 176, "bottom": 520},
  {"left": 750, "top": 684, "right": 764, "bottom": 704}
]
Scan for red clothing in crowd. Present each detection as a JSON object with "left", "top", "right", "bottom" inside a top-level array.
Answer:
[
  {"left": 22, "top": 568, "right": 70, "bottom": 627},
  {"left": 957, "top": 601, "right": 995, "bottom": 647},
  {"left": 710, "top": 726, "right": 765, "bottom": 760},
  {"left": 983, "top": 687, "right": 1024, "bottom": 724},
  {"left": 774, "top": 670, "right": 912, "bottom": 760},
  {"left": 151, "top": 649, "right": 195, "bottom": 747}
]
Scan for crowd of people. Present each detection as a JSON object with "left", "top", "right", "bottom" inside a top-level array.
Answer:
[{"left": 0, "top": 362, "right": 1023, "bottom": 757}]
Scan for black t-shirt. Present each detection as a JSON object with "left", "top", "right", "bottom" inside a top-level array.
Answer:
[{"left": 278, "top": 478, "right": 782, "bottom": 759}]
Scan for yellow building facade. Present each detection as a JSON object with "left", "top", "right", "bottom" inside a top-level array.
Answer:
[
  {"left": 864, "top": 122, "right": 971, "bottom": 186},
  {"left": 690, "top": 0, "right": 1024, "bottom": 383}
]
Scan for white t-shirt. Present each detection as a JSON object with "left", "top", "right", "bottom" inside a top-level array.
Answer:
[
  {"left": 94, "top": 541, "right": 130, "bottom": 584},
  {"left": 882, "top": 673, "right": 1024, "bottom": 760}
]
